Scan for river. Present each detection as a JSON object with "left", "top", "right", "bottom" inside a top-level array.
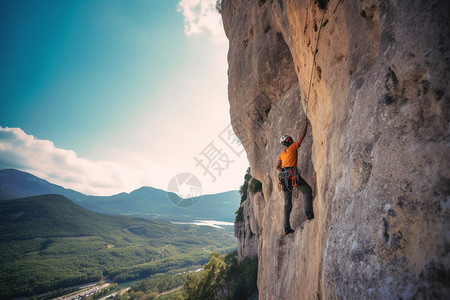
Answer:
[{"left": 171, "top": 220, "right": 234, "bottom": 228}]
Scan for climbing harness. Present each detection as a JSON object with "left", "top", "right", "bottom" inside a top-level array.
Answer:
[{"left": 278, "top": 167, "right": 300, "bottom": 198}]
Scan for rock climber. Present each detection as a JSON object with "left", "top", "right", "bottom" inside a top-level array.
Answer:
[{"left": 276, "top": 119, "right": 314, "bottom": 235}]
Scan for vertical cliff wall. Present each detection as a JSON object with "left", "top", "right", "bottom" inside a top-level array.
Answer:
[
  {"left": 235, "top": 188, "right": 260, "bottom": 261},
  {"left": 222, "top": 0, "right": 449, "bottom": 299}
]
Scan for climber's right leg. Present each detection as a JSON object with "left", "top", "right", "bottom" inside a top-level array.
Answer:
[{"left": 297, "top": 176, "right": 314, "bottom": 220}]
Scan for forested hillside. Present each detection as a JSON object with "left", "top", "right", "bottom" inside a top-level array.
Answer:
[{"left": 0, "top": 194, "right": 236, "bottom": 298}]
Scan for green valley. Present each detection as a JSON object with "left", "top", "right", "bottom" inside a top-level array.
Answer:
[{"left": 0, "top": 194, "right": 237, "bottom": 299}]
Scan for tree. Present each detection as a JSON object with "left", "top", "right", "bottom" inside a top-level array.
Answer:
[
  {"left": 182, "top": 253, "right": 226, "bottom": 300},
  {"left": 181, "top": 251, "right": 258, "bottom": 300}
]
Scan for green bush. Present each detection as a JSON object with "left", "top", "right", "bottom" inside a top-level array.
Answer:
[
  {"left": 234, "top": 206, "right": 244, "bottom": 223},
  {"left": 249, "top": 178, "right": 262, "bottom": 194},
  {"left": 181, "top": 251, "right": 258, "bottom": 300},
  {"left": 244, "top": 173, "right": 252, "bottom": 181},
  {"left": 239, "top": 181, "right": 249, "bottom": 203},
  {"left": 225, "top": 252, "right": 258, "bottom": 300},
  {"left": 215, "top": 0, "right": 222, "bottom": 14},
  {"left": 239, "top": 168, "right": 252, "bottom": 203}
]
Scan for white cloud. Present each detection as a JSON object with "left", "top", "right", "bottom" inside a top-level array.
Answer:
[
  {"left": 0, "top": 126, "right": 249, "bottom": 197},
  {"left": 0, "top": 127, "right": 149, "bottom": 196},
  {"left": 177, "top": 0, "right": 226, "bottom": 42}
]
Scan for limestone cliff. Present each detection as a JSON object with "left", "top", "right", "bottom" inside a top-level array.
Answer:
[
  {"left": 235, "top": 182, "right": 261, "bottom": 261},
  {"left": 222, "top": 0, "right": 449, "bottom": 299}
]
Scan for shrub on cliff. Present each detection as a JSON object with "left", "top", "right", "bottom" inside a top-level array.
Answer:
[
  {"left": 240, "top": 181, "right": 249, "bottom": 203},
  {"left": 215, "top": 0, "right": 222, "bottom": 14},
  {"left": 244, "top": 171, "right": 252, "bottom": 182},
  {"left": 235, "top": 206, "right": 244, "bottom": 223},
  {"left": 240, "top": 168, "right": 252, "bottom": 203},
  {"left": 249, "top": 178, "right": 262, "bottom": 194}
]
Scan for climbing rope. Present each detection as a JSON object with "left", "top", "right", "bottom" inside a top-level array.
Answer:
[{"left": 305, "top": 3, "right": 328, "bottom": 117}]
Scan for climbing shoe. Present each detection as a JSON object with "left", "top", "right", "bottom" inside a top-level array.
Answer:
[
  {"left": 306, "top": 213, "right": 314, "bottom": 220},
  {"left": 284, "top": 228, "right": 295, "bottom": 235}
]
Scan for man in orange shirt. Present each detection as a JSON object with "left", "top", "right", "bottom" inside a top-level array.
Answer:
[{"left": 276, "top": 119, "right": 314, "bottom": 235}]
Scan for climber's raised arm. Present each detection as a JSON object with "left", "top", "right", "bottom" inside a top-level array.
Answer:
[
  {"left": 296, "top": 119, "right": 309, "bottom": 146},
  {"left": 276, "top": 159, "right": 282, "bottom": 172}
]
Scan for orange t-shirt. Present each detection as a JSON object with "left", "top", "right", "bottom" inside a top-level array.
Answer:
[{"left": 278, "top": 141, "right": 299, "bottom": 168}]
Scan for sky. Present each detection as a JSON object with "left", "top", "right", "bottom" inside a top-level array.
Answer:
[{"left": 0, "top": 0, "right": 249, "bottom": 196}]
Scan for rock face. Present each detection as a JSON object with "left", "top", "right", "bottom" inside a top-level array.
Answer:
[
  {"left": 222, "top": 0, "right": 449, "bottom": 299},
  {"left": 234, "top": 190, "right": 260, "bottom": 261}
]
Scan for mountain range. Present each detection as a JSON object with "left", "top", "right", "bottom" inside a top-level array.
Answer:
[{"left": 0, "top": 169, "right": 240, "bottom": 222}]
